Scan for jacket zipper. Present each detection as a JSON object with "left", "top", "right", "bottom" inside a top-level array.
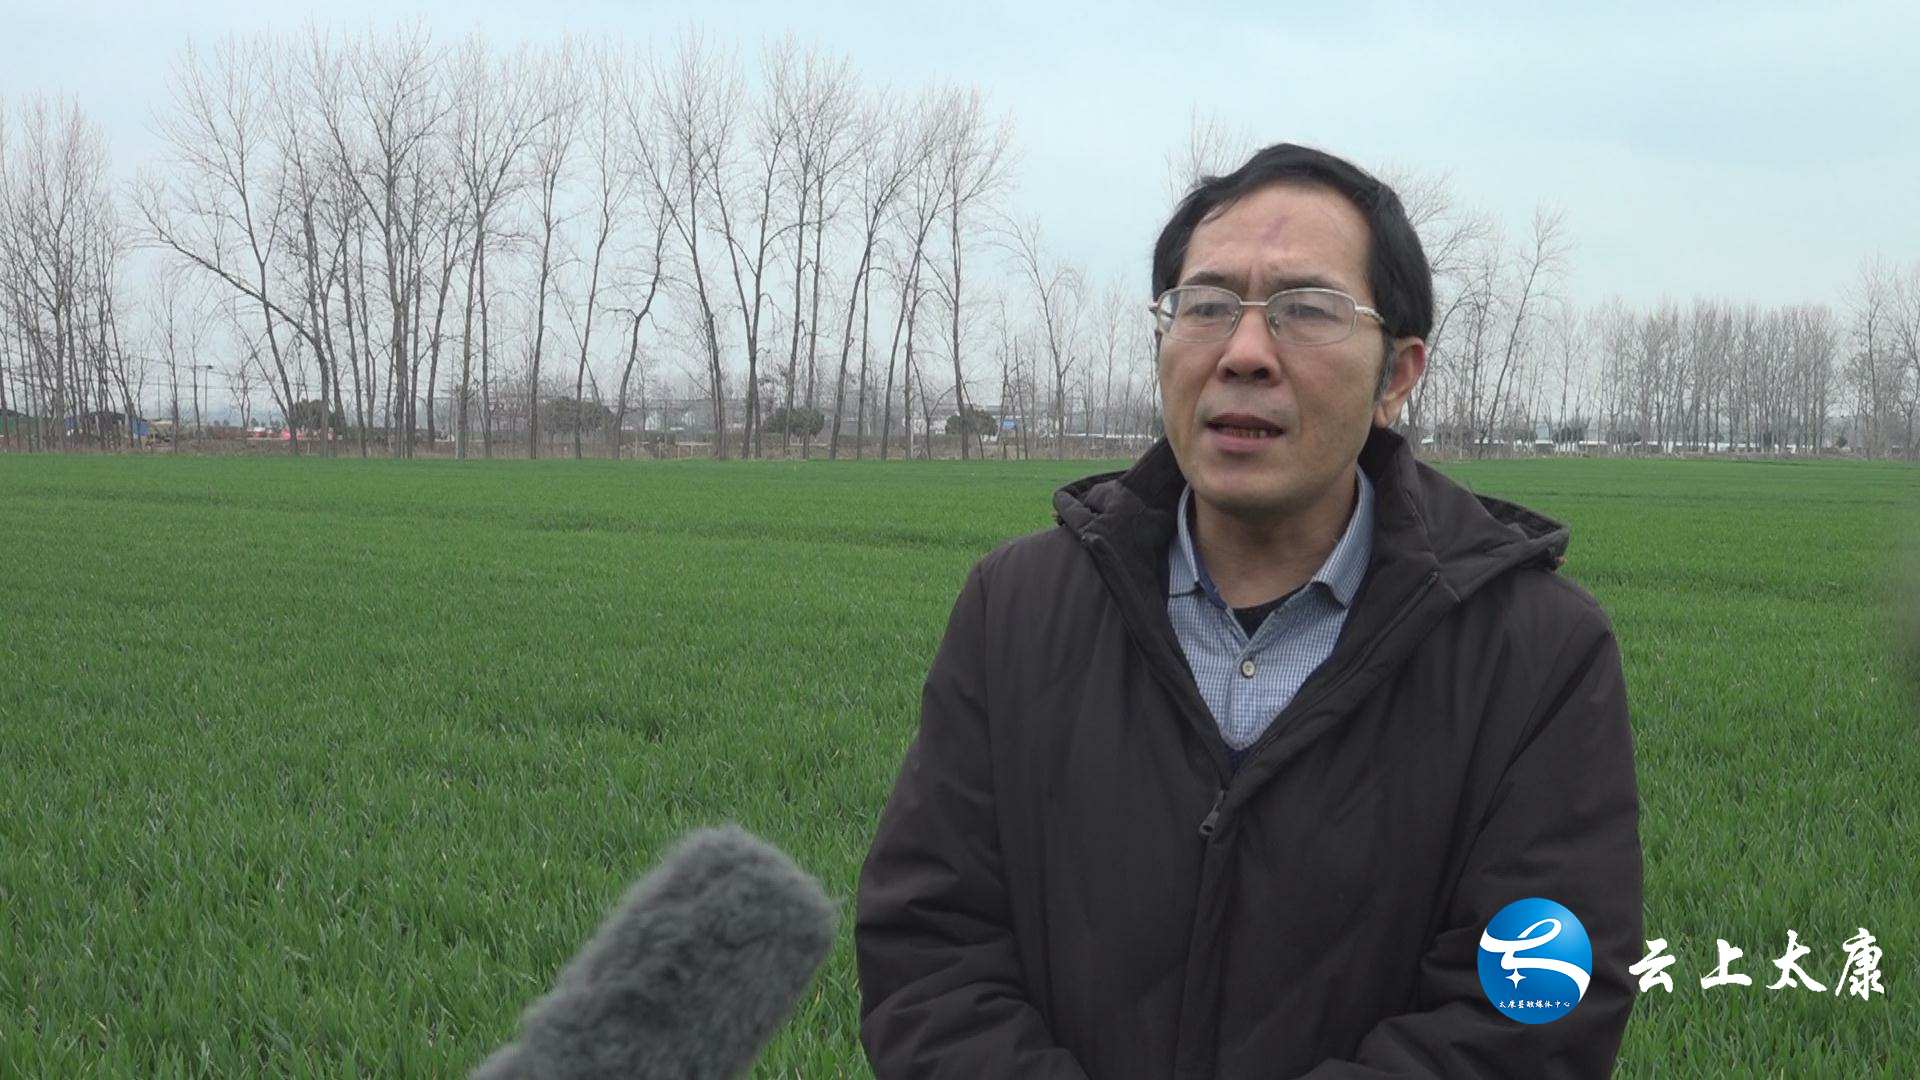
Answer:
[
  {"left": 1259, "top": 567, "right": 1441, "bottom": 748},
  {"left": 1200, "top": 568, "right": 1443, "bottom": 838},
  {"left": 1079, "top": 531, "right": 1441, "bottom": 842},
  {"left": 1197, "top": 788, "right": 1226, "bottom": 838},
  {"left": 1078, "top": 531, "right": 1240, "bottom": 785}
]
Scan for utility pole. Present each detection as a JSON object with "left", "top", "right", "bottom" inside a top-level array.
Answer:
[{"left": 193, "top": 364, "right": 214, "bottom": 450}]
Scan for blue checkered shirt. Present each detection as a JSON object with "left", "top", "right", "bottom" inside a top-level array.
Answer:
[{"left": 1168, "top": 471, "right": 1374, "bottom": 757}]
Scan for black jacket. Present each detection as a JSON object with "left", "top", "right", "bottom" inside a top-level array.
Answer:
[{"left": 856, "top": 428, "right": 1642, "bottom": 1079}]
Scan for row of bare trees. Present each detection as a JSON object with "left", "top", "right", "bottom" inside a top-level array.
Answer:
[
  {"left": 1169, "top": 120, "right": 1918, "bottom": 460},
  {"left": 6, "top": 44, "right": 1918, "bottom": 460},
  {"left": 1418, "top": 244, "right": 1913, "bottom": 457},
  {"left": 0, "top": 98, "right": 139, "bottom": 451},
  {"left": 1842, "top": 258, "right": 1920, "bottom": 457},
  {"left": 115, "top": 28, "right": 1039, "bottom": 461},
  {"left": 1411, "top": 192, "right": 1909, "bottom": 457}
]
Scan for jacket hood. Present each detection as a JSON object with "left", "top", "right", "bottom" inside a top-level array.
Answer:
[{"left": 1052, "top": 427, "right": 1569, "bottom": 607}]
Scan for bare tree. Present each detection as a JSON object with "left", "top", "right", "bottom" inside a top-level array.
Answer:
[
  {"left": 546, "top": 45, "right": 639, "bottom": 460},
  {"left": 773, "top": 53, "right": 819, "bottom": 458},
  {"left": 601, "top": 52, "right": 674, "bottom": 461},
  {"left": 1847, "top": 255, "right": 1904, "bottom": 457},
  {"left": 1474, "top": 206, "right": 1568, "bottom": 455},
  {"left": 1386, "top": 168, "right": 1492, "bottom": 452},
  {"left": 826, "top": 90, "right": 933, "bottom": 459},
  {"left": 414, "top": 158, "right": 468, "bottom": 449},
  {"left": 932, "top": 88, "right": 1013, "bottom": 459},
  {"left": 136, "top": 39, "right": 312, "bottom": 453},
  {"left": 1636, "top": 303, "right": 1680, "bottom": 452},
  {"left": 639, "top": 32, "right": 736, "bottom": 458},
  {"left": 1890, "top": 262, "right": 1920, "bottom": 457},
  {"left": 516, "top": 45, "right": 580, "bottom": 458},
  {"left": 1542, "top": 304, "right": 1585, "bottom": 449},
  {"left": 711, "top": 36, "right": 803, "bottom": 459},
  {"left": 1791, "top": 304, "right": 1837, "bottom": 452},
  {"left": 264, "top": 36, "right": 346, "bottom": 454},
  {"left": 876, "top": 119, "right": 946, "bottom": 461},
  {"left": 225, "top": 321, "right": 260, "bottom": 430},
  {"left": 1163, "top": 108, "right": 1252, "bottom": 204},
  {"left": 1093, "top": 277, "right": 1141, "bottom": 449},
  {"left": 1002, "top": 216, "right": 1083, "bottom": 459},
  {"left": 774, "top": 47, "right": 859, "bottom": 459},
  {"left": 301, "top": 27, "right": 451, "bottom": 457},
  {"left": 147, "top": 270, "right": 211, "bottom": 451},
  {"left": 606, "top": 240, "right": 667, "bottom": 460},
  {"left": 448, "top": 35, "right": 543, "bottom": 459}
]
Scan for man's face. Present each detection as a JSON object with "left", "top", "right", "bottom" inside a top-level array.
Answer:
[{"left": 1158, "top": 182, "right": 1420, "bottom": 524}]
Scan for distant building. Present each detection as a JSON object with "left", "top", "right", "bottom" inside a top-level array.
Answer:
[
  {"left": 0, "top": 407, "right": 31, "bottom": 443},
  {"left": 64, "top": 410, "right": 152, "bottom": 440}
]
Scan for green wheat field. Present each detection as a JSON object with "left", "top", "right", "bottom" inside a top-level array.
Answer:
[{"left": 2, "top": 452, "right": 1915, "bottom": 1077}]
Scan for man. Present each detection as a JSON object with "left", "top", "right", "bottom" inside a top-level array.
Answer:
[{"left": 856, "top": 144, "right": 1642, "bottom": 1079}]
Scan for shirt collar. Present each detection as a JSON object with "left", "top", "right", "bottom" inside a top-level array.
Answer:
[{"left": 1169, "top": 468, "right": 1375, "bottom": 611}]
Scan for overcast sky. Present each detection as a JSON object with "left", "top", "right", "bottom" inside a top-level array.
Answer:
[{"left": 9, "top": 0, "right": 1919, "bottom": 317}]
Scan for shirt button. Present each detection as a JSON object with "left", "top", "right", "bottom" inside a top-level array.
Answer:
[{"left": 1240, "top": 658, "right": 1257, "bottom": 679}]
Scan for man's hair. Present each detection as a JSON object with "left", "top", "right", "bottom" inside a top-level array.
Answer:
[{"left": 1151, "top": 143, "right": 1435, "bottom": 345}]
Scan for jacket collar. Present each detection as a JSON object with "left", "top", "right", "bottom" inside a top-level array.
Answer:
[
  {"left": 1054, "top": 426, "right": 1571, "bottom": 611},
  {"left": 1168, "top": 472, "right": 1374, "bottom": 611},
  {"left": 1053, "top": 427, "right": 1573, "bottom": 783}
]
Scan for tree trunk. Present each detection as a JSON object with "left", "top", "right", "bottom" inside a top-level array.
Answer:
[
  {"left": 854, "top": 259, "right": 873, "bottom": 459},
  {"left": 778, "top": 168, "right": 812, "bottom": 458},
  {"left": 880, "top": 263, "right": 916, "bottom": 461},
  {"left": 613, "top": 313, "right": 642, "bottom": 460},
  {"left": 457, "top": 223, "right": 481, "bottom": 460},
  {"left": 574, "top": 230, "right": 608, "bottom": 460},
  {"left": 801, "top": 189, "right": 827, "bottom": 460},
  {"left": 827, "top": 243, "right": 874, "bottom": 460},
  {"left": 948, "top": 200, "right": 971, "bottom": 459},
  {"left": 480, "top": 232, "right": 494, "bottom": 459},
  {"left": 528, "top": 246, "right": 551, "bottom": 457}
]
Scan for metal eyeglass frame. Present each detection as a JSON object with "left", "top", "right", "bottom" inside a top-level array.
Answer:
[{"left": 1149, "top": 284, "right": 1386, "bottom": 346}]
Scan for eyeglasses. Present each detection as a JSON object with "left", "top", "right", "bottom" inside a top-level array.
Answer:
[{"left": 1149, "top": 284, "right": 1385, "bottom": 346}]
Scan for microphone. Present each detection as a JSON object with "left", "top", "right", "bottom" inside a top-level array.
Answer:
[{"left": 472, "top": 825, "right": 838, "bottom": 1080}]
